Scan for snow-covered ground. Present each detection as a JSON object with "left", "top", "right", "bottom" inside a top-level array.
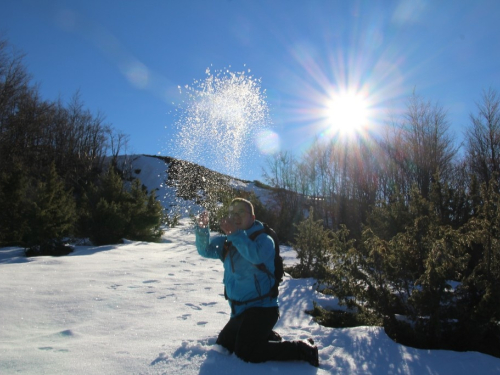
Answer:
[
  {"left": 1, "top": 155, "right": 500, "bottom": 374},
  {"left": 1, "top": 220, "right": 500, "bottom": 375}
]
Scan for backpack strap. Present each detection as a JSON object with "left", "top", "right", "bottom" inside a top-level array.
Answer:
[
  {"left": 222, "top": 239, "right": 232, "bottom": 261},
  {"left": 222, "top": 240, "right": 235, "bottom": 273},
  {"left": 249, "top": 228, "right": 266, "bottom": 241},
  {"left": 249, "top": 229, "right": 275, "bottom": 279}
]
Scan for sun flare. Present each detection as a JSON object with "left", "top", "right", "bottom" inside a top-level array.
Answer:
[{"left": 324, "top": 92, "right": 369, "bottom": 136}]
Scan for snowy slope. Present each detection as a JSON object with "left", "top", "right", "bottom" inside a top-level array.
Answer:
[
  {"left": 124, "top": 154, "right": 274, "bottom": 216},
  {"left": 122, "top": 154, "right": 201, "bottom": 216},
  {"left": 1, "top": 222, "right": 499, "bottom": 374}
]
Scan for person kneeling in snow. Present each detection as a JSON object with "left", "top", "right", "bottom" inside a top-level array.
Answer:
[{"left": 195, "top": 198, "right": 319, "bottom": 367}]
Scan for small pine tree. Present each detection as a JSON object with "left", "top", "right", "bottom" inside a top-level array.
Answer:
[
  {"left": 367, "top": 187, "right": 412, "bottom": 241},
  {"left": 127, "top": 179, "right": 163, "bottom": 242},
  {"left": 145, "top": 189, "right": 164, "bottom": 239},
  {"left": 81, "top": 167, "right": 129, "bottom": 245},
  {"left": 324, "top": 224, "right": 359, "bottom": 308},
  {"left": 457, "top": 177, "right": 500, "bottom": 356},
  {"left": 91, "top": 198, "right": 129, "bottom": 245},
  {"left": 24, "top": 163, "right": 76, "bottom": 255},
  {"left": 292, "top": 207, "right": 333, "bottom": 278},
  {"left": 81, "top": 167, "right": 164, "bottom": 245}
]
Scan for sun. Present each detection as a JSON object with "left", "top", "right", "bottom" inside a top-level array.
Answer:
[{"left": 323, "top": 91, "right": 370, "bottom": 136}]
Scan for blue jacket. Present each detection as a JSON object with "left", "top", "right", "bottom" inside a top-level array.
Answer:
[{"left": 195, "top": 220, "right": 279, "bottom": 317}]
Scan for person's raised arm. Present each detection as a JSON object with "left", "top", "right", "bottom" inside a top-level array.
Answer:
[{"left": 195, "top": 211, "right": 224, "bottom": 260}]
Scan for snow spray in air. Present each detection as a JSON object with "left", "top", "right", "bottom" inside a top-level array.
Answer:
[{"left": 172, "top": 67, "right": 271, "bottom": 179}]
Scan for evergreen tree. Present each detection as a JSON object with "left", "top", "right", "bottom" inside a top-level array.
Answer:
[
  {"left": 408, "top": 224, "right": 467, "bottom": 346},
  {"left": 326, "top": 183, "right": 469, "bottom": 348},
  {"left": 81, "top": 167, "right": 164, "bottom": 245},
  {"left": 367, "top": 187, "right": 412, "bottom": 241},
  {"left": 126, "top": 179, "right": 163, "bottom": 242},
  {"left": 323, "top": 224, "right": 360, "bottom": 308},
  {"left": 292, "top": 208, "right": 333, "bottom": 278},
  {"left": 80, "top": 167, "right": 128, "bottom": 245},
  {"left": 23, "top": 163, "right": 76, "bottom": 255},
  {"left": 456, "top": 177, "right": 500, "bottom": 356},
  {"left": 91, "top": 198, "right": 129, "bottom": 245}
]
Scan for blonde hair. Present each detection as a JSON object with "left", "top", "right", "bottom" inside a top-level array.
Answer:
[{"left": 230, "top": 198, "right": 254, "bottom": 215}]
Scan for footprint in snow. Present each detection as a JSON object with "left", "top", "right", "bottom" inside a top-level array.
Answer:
[
  {"left": 38, "top": 347, "right": 69, "bottom": 353},
  {"left": 185, "top": 303, "right": 202, "bottom": 310},
  {"left": 150, "top": 352, "right": 169, "bottom": 365},
  {"left": 58, "top": 329, "right": 76, "bottom": 337}
]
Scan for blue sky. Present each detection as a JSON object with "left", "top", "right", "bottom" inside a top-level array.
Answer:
[{"left": 2, "top": 0, "right": 499, "bottom": 181}]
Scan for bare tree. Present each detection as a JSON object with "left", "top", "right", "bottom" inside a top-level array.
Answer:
[
  {"left": 377, "top": 122, "right": 411, "bottom": 202},
  {"left": 109, "top": 128, "right": 130, "bottom": 161},
  {"left": 464, "top": 88, "right": 500, "bottom": 185},
  {"left": 262, "top": 151, "right": 304, "bottom": 242},
  {"left": 0, "top": 38, "right": 31, "bottom": 173},
  {"left": 262, "top": 151, "right": 298, "bottom": 191},
  {"left": 384, "top": 93, "right": 458, "bottom": 199},
  {"left": 0, "top": 38, "right": 30, "bottom": 129}
]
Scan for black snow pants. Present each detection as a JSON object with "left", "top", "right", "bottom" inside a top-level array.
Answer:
[{"left": 215, "top": 306, "right": 300, "bottom": 363}]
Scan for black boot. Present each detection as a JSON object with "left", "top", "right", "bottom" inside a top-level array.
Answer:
[{"left": 296, "top": 340, "right": 319, "bottom": 367}]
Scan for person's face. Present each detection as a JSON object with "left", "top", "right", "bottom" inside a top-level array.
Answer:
[{"left": 228, "top": 202, "right": 255, "bottom": 231}]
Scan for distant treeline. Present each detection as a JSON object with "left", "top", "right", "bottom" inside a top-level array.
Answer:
[{"left": 0, "top": 38, "right": 164, "bottom": 252}]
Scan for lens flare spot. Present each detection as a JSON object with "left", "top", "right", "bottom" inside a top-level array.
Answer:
[
  {"left": 255, "top": 130, "right": 280, "bottom": 155},
  {"left": 121, "top": 61, "right": 149, "bottom": 89}
]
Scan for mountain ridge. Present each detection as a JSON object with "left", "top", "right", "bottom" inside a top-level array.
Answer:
[{"left": 119, "top": 154, "right": 275, "bottom": 217}]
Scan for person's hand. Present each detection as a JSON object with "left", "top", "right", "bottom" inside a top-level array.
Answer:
[
  {"left": 197, "top": 211, "right": 209, "bottom": 228},
  {"left": 220, "top": 216, "right": 237, "bottom": 235}
]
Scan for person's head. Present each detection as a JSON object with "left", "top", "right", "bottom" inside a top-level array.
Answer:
[{"left": 228, "top": 198, "right": 255, "bottom": 230}]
